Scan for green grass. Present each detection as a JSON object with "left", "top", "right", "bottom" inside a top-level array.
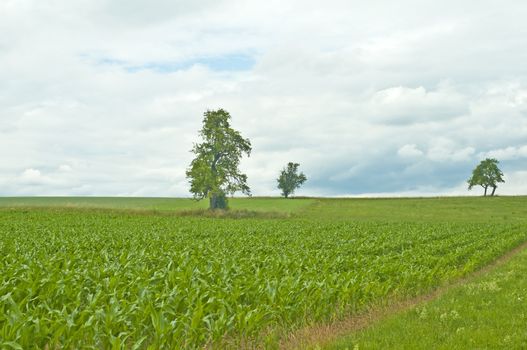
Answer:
[
  {"left": 0, "top": 196, "right": 206, "bottom": 210},
  {"left": 327, "top": 245, "right": 527, "bottom": 349},
  {"left": 1, "top": 196, "right": 526, "bottom": 222},
  {"left": 304, "top": 196, "right": 527, "bottom": 222},
  {"left": 0, "top": 196, "right": 315, "bottom": 213},
  {"left": 1, "top": 196, "right": 527, "bottom": 348}
]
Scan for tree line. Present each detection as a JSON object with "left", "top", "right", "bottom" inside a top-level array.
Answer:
[{"left": 187, "top": 109, "right": 505, "bottom": 210}]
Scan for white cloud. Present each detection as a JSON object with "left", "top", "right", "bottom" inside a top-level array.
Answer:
[
  {"left": 480, "top": 145, "right": 527, "bottom": 161},
  {"left": 426, "top": 138, "right": 475, "bottom": 163},
  {"left": 499, "top": 171, "right": 527, "bottom": 195},
  {"left": 398, "top": 144, "right": 424, "bottom": 158},
  {"left": 369, "top": 84, "right": 468, "bottom": 125},
  {"left": 1, "top": 0, "right": 527, "bottom": 196},
  {"left": 20, "top": 168, "right": 43, "bottom": 183},
  {"left": 58, "top": 164, "right": 72, "bottom": 172}
]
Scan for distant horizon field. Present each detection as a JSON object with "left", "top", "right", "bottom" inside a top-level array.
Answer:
[
  {"left": 0, "top": 196, "right": 314, "bottom": 213},
  {"left": 1, "top": 195, "right": 526, "bottom": 222}
]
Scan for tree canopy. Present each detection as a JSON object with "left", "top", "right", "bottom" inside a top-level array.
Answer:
[
  {"left": 277, "top": 162, "right": 307, "bottom": 198},
  {"left": 467, "top": 158, "right": 504, "bottom": 196},
  {"left": 186, "top": 109, "right": 251, "bottom": 209}
]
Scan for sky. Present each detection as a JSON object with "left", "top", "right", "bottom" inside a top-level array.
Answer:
[{"left": 1, "top": 0, "right": 527, "bottom": 197}]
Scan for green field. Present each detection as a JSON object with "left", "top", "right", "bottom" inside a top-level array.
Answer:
[
  {"left": 0, "top": 196, "right": 315, "bottom": 214},
  {"left": 1, "top": 197, "right": 526, "bottom": 348},
  {"left": 328, "top": 243, "right": 527, "bottom": 349},
  {"left": 2, "top": 195, "right": 527, "bottom": 221}
]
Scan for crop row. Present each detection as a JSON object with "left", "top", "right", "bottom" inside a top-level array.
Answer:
[{"left": 1, "top": 209, "right": 526, "bottom": 348}]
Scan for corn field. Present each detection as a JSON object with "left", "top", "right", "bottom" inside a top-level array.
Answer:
[{"left": 1, "top": 208, "right": 526, "bottom": 348}]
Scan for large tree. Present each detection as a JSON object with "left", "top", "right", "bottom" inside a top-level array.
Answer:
[
  {"left": 467, "top": 158, "right": 504, "bottom": 196},
  {"left": 277, "top": 162, "right": 307, "bottom": 198},
  {"left": 186, "top": 109, "right": 251, "bottom": 209}
]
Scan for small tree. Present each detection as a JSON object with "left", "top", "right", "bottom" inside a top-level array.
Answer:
[
  {"left": 186, "top": 109, "right": 251, "bottom": 209},
  {"left": 277, "top": 162, "right": 307, "bottom": 198},
  {"left": 467, "top": 158, "right": 504, "bottom": 196}
]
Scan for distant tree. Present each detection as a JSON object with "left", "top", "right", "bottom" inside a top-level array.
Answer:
[
  {"left": 467, "top": 158, "right": 504, "bottom": 196},
  {"left": 186, "top": 109, "right": 251, "bottom": 209},
  {"left": 277, "top": 162, "right": 307, "bottom": 198}
]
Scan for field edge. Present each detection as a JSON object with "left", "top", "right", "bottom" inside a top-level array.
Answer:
[{"left": 280, "top": 238, "right": 527, "bottom": 350}]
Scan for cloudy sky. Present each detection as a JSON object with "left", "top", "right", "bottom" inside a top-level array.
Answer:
[{"left": 1, "top": 0, "right": 527, "bottom": 197}]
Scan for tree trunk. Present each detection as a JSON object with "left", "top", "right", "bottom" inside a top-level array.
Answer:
[
  {"left": 209, "top": 152, "right": 228, "bottom": 210},
  {"left": 483, "top": 186, "right": 488, "bottom": 196},
  {"left": 209, "top": 192, "right": 228, "bottom": 210},
  {"left": 491, "top": 186, "right": 497, "bottom": 196}
]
